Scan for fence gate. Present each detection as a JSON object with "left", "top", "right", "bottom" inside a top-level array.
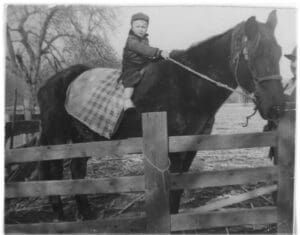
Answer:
[{"left": 5, "top": 109, "right": 295, "bottom": 233}]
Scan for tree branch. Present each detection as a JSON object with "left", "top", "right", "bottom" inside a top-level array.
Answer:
[
  {"left": 41, "top": 33, "right": 74, "bottom": 54},
  {"left": 6, "top": 26, "right": 18, "bottom": 69},
  {"left": 44, "top": 55, "right": 57, "bottom": 71},
  {"left": 34, "top": 6, "right": 60, "bottom": 81}
]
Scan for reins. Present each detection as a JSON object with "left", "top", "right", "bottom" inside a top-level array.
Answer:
[
  {"left": 167, "top": 57, "right": 256, "bottom": 101},
  {"left": 167, "top": 23, "right": 282, "bottom": 127},
  {"left": 167, "top": 57, "right": 259, "bottom": 127}
]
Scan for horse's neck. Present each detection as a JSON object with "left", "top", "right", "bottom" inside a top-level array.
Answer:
[
  {"left": 181, "top": 29, "right": 237, "bottom": 112},
  {"left": 184, "top": 29, "right": 236, "bottom": 86}
]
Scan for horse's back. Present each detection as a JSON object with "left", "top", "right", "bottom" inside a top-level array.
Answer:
[{"left": 38, "top": 64, "right": 90, "bottom": 110}]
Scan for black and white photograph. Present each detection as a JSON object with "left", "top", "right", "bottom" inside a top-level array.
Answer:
[{"left": 3, "top": 1, "right": 297, "bottom": 234}]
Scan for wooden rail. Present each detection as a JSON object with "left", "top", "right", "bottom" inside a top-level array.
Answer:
[
  {"left": 6, "top": 166, "right": 277, "bottom": 198},
  {"left": 5, "top": 138, "right": 143, "bottom": 164},
  {"left": 6, "top": 207, "right": 277, "bottom": 233},
  {"left": 5, "top": 110, "right": 295, "bottom": 234},
  {"left": 171, "top": 207, "right": 277, "bottom": 231},
  {"left": 6, "top": 215, "right": 146, "bottom": 233},
  {"left": 5, "top": 120, "right": 40, "bottom": 139},
  {"left": 6, "top": 131, "right": 276, "bottom": 164}
]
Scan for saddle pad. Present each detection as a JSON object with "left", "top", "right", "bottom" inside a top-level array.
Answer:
[{"left": 65, "top": 68, "right": 124, "bottom": 139}]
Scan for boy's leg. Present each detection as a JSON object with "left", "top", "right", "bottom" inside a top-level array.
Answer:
[{"left": 124, "top": 87, "right": 135, "bottom": 110}]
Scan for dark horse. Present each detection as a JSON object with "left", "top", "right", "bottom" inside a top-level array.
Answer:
[{"left": 38, "top": 11, "right": 285, "bottom": 221}]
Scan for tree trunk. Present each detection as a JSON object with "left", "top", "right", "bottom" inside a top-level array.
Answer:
[
  {"left": 23, "top": 83, "right": 33, "bottom": 120},
  {"left": 23, "top": 82, "right": 36, "bottom": 143}
]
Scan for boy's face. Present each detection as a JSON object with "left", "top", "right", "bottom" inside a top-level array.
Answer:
[{"left": 131, "top": 20, "right": 148, "bottom": 37}]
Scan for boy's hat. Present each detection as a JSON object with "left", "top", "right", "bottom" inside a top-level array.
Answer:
[
  {"left": 284, "top": 47, "right": 297, "bottom": 62},
  {"left": 131, "top": 12, "right": 149, "bottom": 24}
]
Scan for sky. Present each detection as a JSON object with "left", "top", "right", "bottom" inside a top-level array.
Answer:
[{"left": 110, "top": 6, "right": 297, "bottom": 81}]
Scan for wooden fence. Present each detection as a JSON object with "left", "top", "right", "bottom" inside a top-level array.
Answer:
[{"left": 5, "top": 110, "right": 295, "bottom": 234}]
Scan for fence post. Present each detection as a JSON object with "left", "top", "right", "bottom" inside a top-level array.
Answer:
[
  {"left": 142, "top": 112, "right": 171, "bottom": 233},
  {"left": 277, "top": 110, "right": 295, "bottom": 234}
]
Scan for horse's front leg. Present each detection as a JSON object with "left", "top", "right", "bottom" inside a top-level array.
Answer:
[
  {"left": 169, "top": 151, "right": 197, "bottom": 214},
  {"left": 70, "top": 157, "right": 94, "bottom": 220},
  {"left": 39, "top": 160, "right": 65, "bottom": 221}
]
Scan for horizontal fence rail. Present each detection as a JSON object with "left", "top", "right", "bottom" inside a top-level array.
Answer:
[
  {"left": 6, "top": 207, "right": 277, "bottom": 233},
  {"left": 171, "top": 166, "right": 278, "bottom": 190},
  {"left": 5, "top": 138, "right": 143, "bottom": 164},
  {"left": 169, "top": 131, "right": 277, "bottom": 152},
  {"left": 6, "top": 166, "right": 277, "bottom": 198},
  {"left": 5, "top": 120, "right": 40, "bottom": 138},
  {"left": 6, "top": 114, "right": 40, "bottom": 122},
  {"left": 171, "top": 207, "right": 277, "bottom": 231},
  {"left": 6, "top": 215, "right": 146, "bottom": 234},
  {"left": 5, "top": 131, "right": 276, "bottom": 164}
]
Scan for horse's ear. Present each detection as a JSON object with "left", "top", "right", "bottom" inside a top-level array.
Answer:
[
  {"left": 245, "top": 16, "right": 258, "bottom": 40},
  {"left": 266, "top": 10, "right": 277, "bottom": 33}
]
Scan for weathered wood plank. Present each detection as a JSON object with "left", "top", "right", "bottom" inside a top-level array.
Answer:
[
  {"left": 6, "top": 137, "right": 143, "bottom": 164},
  {"left": 5, "top": 120, "right": 40, "bottom": 138},
  {"left": 6, "top": 176, "right": 145, "bottom": 198},
  {"left": 142, "top": 112, "right": 171, "bottom": 233},
  {"left": 6, "top": 131, "right": 276, "bottom": 164},
  {"left": 285, "top": 102, "right": 295, "bottom": 110},
  {"left": 5, "top": 215, "right": 146, "bottom": 233},
  {"left": 6, "top": 167, "right": 278, "bottom": 198},
  {"left": 277, "top": 110, "right": 295, "bottom": 233},
  {"left": 181, "top": 185, "right": 277, "bottom": 214},
  {"left": 171, "top": 166, "right": 278, "bottom": 189},
  {"left": 169, "top": 131, "right": 276, "bottom": 152},
  {"left": 11, "top": 113, "right": 40, "bottom": 121},
  {"left": 171, "top": 207, "right": 277, "bottom": 231}
]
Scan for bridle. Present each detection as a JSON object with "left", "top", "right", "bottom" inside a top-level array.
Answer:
[
  {"left": 231, "top": 30, "right": 282, "bottom": 96},
  {"left": 230, "top": 28, "right": 282, "bottom": 124}
]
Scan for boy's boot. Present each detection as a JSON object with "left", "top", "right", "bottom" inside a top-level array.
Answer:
[{"left": 123, "top": 87, "right": 135, "bottom": 110}]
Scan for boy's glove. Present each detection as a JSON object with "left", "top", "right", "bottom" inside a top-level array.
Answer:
[{"left": 160, "top": 50, "right": 170, "bottom": 59}]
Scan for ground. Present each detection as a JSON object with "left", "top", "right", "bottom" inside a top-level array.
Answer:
[{"left": 5, "top": 103, "right": 277, "bottom": 233}]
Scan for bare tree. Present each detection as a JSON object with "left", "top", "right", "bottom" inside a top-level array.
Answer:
[
  {"left": 6, "top": 6, "right": 68, "bottom": 118},
  {"left": 6, "top": 5, "right": 120, "bottom": 119},
  {"left": 60, "top": 6, "right": 120, "bottom": 68}
]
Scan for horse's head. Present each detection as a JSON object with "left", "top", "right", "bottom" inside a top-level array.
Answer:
[{"left": 233, "top": 10, "right": 285, "bottom": 120}]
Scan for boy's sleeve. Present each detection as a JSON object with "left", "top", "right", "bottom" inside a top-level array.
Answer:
[{"left": 127, "top": 36, "right": 161, "bottom": 58}]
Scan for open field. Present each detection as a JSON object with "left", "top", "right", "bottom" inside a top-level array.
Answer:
[{"left": 194, "top": 103, "right": 272, "bottom": 171}]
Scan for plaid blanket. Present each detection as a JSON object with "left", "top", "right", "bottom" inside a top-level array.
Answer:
[{"left": 65, "top": 68, "right": 124, "bottom": 139}]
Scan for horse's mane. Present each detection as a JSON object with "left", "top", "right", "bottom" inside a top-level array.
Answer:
[{"left": 171, "top": 28, "right": 234, "bottom": 61}]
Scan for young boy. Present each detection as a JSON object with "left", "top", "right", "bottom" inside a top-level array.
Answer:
[{"left": 119, "top": 12, "right": 169, "bottom": 110}]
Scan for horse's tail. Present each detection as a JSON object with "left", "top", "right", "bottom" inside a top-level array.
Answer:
[
  {"left": 37, "top": 64, "right": 90, "bottom": 111},
  {"left": 37, "top": 64, "right": 90, "bottom": 145}
]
